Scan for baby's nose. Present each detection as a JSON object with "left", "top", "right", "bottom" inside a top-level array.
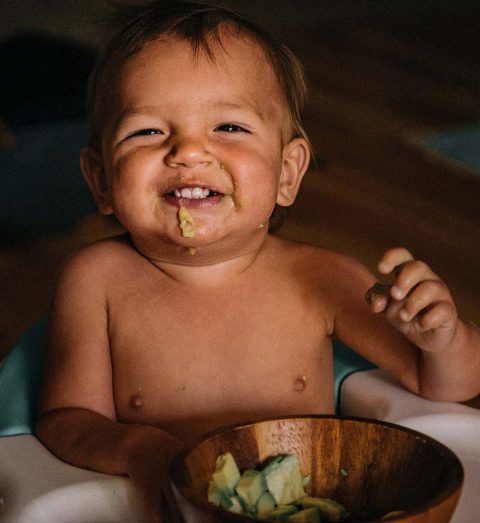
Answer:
[{"left": 165, "top": 135, "right": 214, "bottom": 168}]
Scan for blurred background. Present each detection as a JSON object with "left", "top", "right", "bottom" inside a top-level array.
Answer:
[{"left": 1, "top": 0, "right": 479, "bottom": 358}]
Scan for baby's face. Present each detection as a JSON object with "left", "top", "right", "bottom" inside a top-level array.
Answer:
[{"left": 93, "top": 33, "right": 307, "bottom": 260}]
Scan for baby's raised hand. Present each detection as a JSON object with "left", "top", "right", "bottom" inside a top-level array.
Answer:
[{"left": 366, "top": 247, "right": 458, "bottom": 352}]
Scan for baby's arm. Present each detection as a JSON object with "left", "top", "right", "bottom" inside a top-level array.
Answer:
[
  {"left": 366, "top": 247, "right": 480, "bottom": 401},
  {"left": 35, "top": 247, "right": 182, "bottom": 522}
]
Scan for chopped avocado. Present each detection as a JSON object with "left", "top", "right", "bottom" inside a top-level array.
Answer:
[
  {"left": 256, "top": 491, "right": 276, "bottom": 519},
  {"left": 208, "top": 480, "right": 238, "bottom": 510},
  {"left": 262, "top": 455, "right": 285, "bottom": 471},
  {"left": 263, "top": 454, "right": 305, "bottom": 506},
  {"left": 266, "top": 505, "right": 299, "bottom": 520},
  {"left": 207, "top": 480, "right": 221, "bottom": 506},
  {"left": 236, "top": 469, "right": 267, "bottom": 511},
  {"left": 212, "top": 452, "right": 241, "bottom": 496},
  {"left": 287, "top": 507, "right": 321, "bottom": 522},
  {"left": 227, "top": 495, "right": 244, "bottom": 514},
  {"left": 300, "top": 496, "right": 350, "bottom": 522},
  {"left": 208, "top": 451, "right": 353, "bottom": 521}
]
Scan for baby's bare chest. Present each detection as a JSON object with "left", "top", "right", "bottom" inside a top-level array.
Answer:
[{"left": 107, "top": 278, "right": 334, "bottom": 438}]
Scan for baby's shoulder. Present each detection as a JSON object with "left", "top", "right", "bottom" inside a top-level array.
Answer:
[
  {"left": 58, "top": 234, "right": 135, "bottom": 281},
  {"left": 272, "top": 237, "right": 374, "bottom": 287}
]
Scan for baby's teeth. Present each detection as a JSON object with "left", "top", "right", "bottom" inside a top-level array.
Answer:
[
  {"left": 191, "top": 187, "right": 202, "bottom": 198},
  {"left": 175, "top": 187, "right": 211, "bottom": 199}
]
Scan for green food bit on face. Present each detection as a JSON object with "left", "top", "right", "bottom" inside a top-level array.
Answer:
[{"left": 178, "top": 206, "right": 195, "bottom": 237}]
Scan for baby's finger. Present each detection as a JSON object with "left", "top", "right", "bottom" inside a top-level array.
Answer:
[
  {"left": 414, "top": 301, "right": 456, "bottom": 333},
  {"left": 398, "top": 279, "right": 449, "bottom": 322},
  {"left": 390, "top": 260, "right": 439, "bottom": 301},
  {"left": 365, "top": 282, "right": 391, "bottom": 312},
  {"left": 377, "top": 247, "right": 414, "bottom": 275}
]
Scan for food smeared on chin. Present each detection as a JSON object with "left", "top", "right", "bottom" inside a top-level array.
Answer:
[{"left": 178, "top": 206, "right": 195, "bottom": 238}]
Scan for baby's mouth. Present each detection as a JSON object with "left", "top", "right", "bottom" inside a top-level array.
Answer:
[
  {"left": 173, "top": 187, "right": 217, "bottom": 199},
  {"left": 164, "top": 185, "right": 224, "bottom": 206}
]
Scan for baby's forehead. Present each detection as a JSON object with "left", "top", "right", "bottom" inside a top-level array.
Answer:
[
  {"left": 131, "top": 30, "right": 276, "bottom": 77},
  {"left": 116, "top": 31, "right": 286, "bottom": 107},
  {"left": 95, "top": 28, "right": 294, "bottom": 148}
]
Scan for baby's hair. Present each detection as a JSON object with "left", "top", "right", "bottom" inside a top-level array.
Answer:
[{"left": 86, "top": 0, "right": 310, "bottom": 153}]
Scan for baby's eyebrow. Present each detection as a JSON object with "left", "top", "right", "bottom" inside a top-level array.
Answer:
[
  {"left": 211, "top": 101, "right": 266, "bottom": 120},
  {"left": 112, "top": 106, "right": 160, "bottom": 133}
]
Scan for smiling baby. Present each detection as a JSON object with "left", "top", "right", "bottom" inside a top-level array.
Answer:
[{"left": 36, "top": 3, "right": 480, "bottom": 522}]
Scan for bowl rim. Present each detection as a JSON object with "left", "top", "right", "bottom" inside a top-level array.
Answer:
[{"left": 170, "top": 414, "right": 464, "bottom": 522}]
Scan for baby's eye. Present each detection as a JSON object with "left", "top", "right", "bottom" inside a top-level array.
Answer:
[
  {"left": 214, "top": 123, "right": 248, "bottom": 133},
  {"left": 129, "top": 128, "right": 163, "bottom": 138}
]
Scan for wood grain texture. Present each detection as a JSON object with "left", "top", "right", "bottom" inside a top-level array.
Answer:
[{"left": 171, "top": 416, "right": 463, "bottom": 522}]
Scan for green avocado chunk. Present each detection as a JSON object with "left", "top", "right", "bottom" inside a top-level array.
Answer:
[
  {"left": 256, "top": 491, "right": 277, "bottom": 519},
  {"left": 262, "top": 454, "right": 306, "bottom": 506},
  {"left": 266, "top": 504, "right": 299, "bottom": 520},
  {"left": 212, "top": 452, "right": 241, "bottom": 496},
  {"left": 236, "top": 468, "right": 267, "bottom": 511},
  {"left": 287, "top": 507, "right": 321, "bottom": 522},
  {"left": 300, "top": 496, "right": 350, "bottom": 522}
]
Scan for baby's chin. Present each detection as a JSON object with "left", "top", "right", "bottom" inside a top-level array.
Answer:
[
  {"left": 130, "top": 214, "right": 269, "bottom": 263},
  {"left": 172, "top": 223, "right": 268, "bottom": 260}
]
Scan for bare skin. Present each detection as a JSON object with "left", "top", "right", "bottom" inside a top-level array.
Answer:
[{"left": 36, "top": 31, "right": 480, "bottom": 522}]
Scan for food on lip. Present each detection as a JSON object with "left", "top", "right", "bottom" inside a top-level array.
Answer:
[{"left": 178, "top": 206, "right": 195, "bottom": 238}]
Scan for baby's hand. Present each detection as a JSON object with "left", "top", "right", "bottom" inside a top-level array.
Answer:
[
  {"left": 127, "top": 431, "right": 184, "bottom": 523},
  {"left": 366, "top": 247, "right": 458, "bottom": 352}
]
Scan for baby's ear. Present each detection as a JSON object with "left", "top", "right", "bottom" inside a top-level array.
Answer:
[
  {"left": 80, "top": 147, "right": 113, "bottom": 215},
  {"left": 277, "top": 137, "right": 310, "bottom": 206}
]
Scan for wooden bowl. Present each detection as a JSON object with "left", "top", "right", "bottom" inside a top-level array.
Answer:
[{"left": 170, "top": 415, "right": 463, "bottom": 522}]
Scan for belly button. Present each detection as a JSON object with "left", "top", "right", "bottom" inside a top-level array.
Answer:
[{"left": 293, "top": 375, "right": 307, "bottom": 392}]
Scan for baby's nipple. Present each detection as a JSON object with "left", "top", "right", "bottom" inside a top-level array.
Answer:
[
  {"left": 129, "top": 389, "right": 144, "bottom": 409},
  {"left": 293, "top": 375, "right": 307, "bottom": 392}
]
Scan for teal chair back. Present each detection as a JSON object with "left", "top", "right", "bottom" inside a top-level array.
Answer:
[{"left": 0, "top": 318, "right": 47, "bottom": 436}]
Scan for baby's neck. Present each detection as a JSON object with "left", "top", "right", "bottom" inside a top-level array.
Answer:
[{"left": 132, "top": 236, "right": 269, "bottom": 286}]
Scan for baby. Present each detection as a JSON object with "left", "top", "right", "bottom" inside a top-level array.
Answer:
[{"left": 36, "top": 2, "right": 480, "bottom": 521}]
